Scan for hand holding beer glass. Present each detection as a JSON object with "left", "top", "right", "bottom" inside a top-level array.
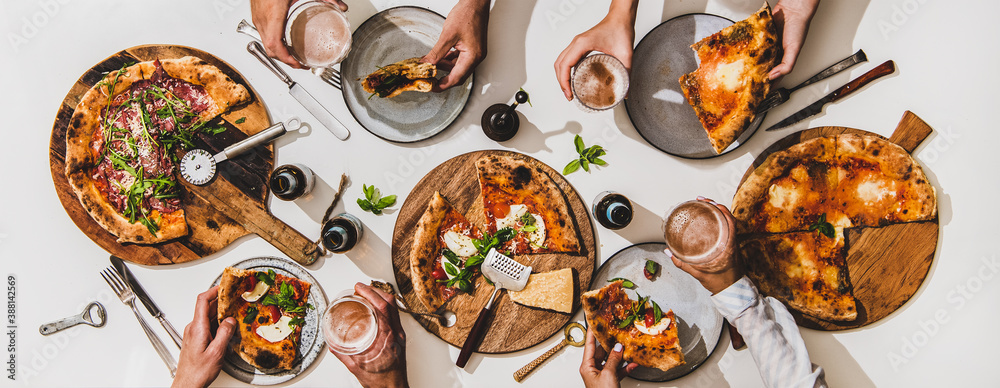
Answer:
[
  {"left": 250, "top": 0, "right": 351, "bottom": 71},
  {"left": 325, "top": 283, "right": 409, "bottom": 388},
  {"left": 662, "top": 197, "right": 741, "bottom": 295}
]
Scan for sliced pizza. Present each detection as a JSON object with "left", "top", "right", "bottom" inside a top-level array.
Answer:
[
  {"left": 217, "top": 267, "right": 312, "bottom": 370},
  {"left": 410, "top": 192, "right": 485, "bottom": 311},
  {"left": 679, "top": 2, "right": 779, "bottom": 154},
  {"left": 740, "top": 228, "right": 857, "bottom": 321},
  {"left": 65, "top": 57, "right": 250, "bottom": 243},
  {"left": 581, "top": 281, "right": 684, "bottom": 372},
  {"left": 475, "top": 154, "right": 580, "bottom": 255},
  {"left": 362, "top": 57, "right": 437, "bottom": 98}
]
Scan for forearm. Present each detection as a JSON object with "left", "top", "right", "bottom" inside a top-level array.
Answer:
[
  {"left": 606, "top": 0, "right": 639, "bottom": 26},
  {"left": 712, "top": 277, "right": 827, "bottom": 388}
]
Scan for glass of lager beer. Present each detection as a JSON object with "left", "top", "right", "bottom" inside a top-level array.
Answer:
[
  {"left": 323, "top": 293, "right": 378, "bottom": 355},
  {"left": 571, "top": 54, "right": 629, "bottom": 112},
  {"left": 284, "top": 1, "right": 352, "bottom": 74},
  {"left": 662, "top": 199, "right": 735, "bottom": 272}
]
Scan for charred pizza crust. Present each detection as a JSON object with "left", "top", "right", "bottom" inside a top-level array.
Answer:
[
  {"left": 218, "top": 267, "right": 311, "bottom": 371},
  {"left": 740, "top": 229, "right": 857, "bottom": 321},
  {"left": 410, "top": 192, "right": 483, "bottom": 311},
  {"left": 64, "top": 57, "right": 249, "bottom": 244},
  {"left": 475, "top": 154, "right": 580, "bottom": 255},
  {"left": 582, "top": 281, "right": 684, "bottom": 372},
  {"left": 679, "top": 2, "right": 779, "bottom": 154}
]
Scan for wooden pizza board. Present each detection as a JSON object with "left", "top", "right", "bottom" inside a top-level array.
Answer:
[
  {"left": 390, "top": 150, "right": 597, "bottom": 353},
  {"left": 49, "top": 45, "right": 319, "bottom": 266},
  {"left": 737, "top": 111, "right": 938, "bottom": 330}
]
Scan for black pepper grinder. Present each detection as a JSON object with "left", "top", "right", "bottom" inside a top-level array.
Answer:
[{"left": 481, "top": 90, "right": 529, "bottom": 141}]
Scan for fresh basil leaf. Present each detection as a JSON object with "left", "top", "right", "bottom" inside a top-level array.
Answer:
[
  {"left": 591, "top": 157, "right": 607, "bottom": 166},
  {"left": 521, "top": 224, "right": 538, "bottom": 233},
  {"left": 465, "top": 255, "right": 484, "bottom": 267},
  {"left": 288, "top": 316, "right": 305, "bottom": 328},
  {"left": 519, "top": 88, "right": 532, "bottom": 107},
  {"left": 645, "top": 260, "right": 659, "bottom": 276},
  {"left": 519, "top": 212, "right": 535, "bottom": 226},
  {"left": 244, "top": 306, "right": 258, "bottom": 324},
  {"left": 820, "top": 224, "right": 835, "bottom": 238},
  {"left": 472, "top": 238, "right": 485, "bottom": 253},
  {"left": 580, "top": 158, "right": 590, "bottom": 172},
  {"left": 574, "top": 134, "right": 585, "bottom": 154},
  {"left": 377, "top": 195, "right": 397, "bottom": 208},
  {"left": 608, "top": 278, "right": 635, "bottom": 289},
  {"left": 495, "top": 227, "right": 516, "bottom": 243},
  {"left": 617, "top": 314, "right": 635, "bottom": 329},
  {"left": 652, "top": 300, "right": 663, "bottom": 323},
  {"left": 444, "top": 262, "right": 459, "bottom": 277},
  {"left": 235, "top": 117, "right": 246, "bottom": 124},
  {"left": 363, "top": 184, "right": 374, "bottom": 201},
  {"left": 457, "top": 279, "right": 472, "bottom": 293},
  {"left": 357, "top": 199, "right": 374, "bottom": 211},
  {"left": 563, "top": 159, "right": 581, "bottom": 175},
  {"left": 442, "top": 249, "right": 460, "bottom": 265}
]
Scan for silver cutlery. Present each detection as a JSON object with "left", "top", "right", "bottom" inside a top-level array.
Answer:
[
  {"left": 236, "top": 19, "right": 343, "bottom": 90},
  {"left": 757, "top": 49, "right": 868, "bottom": 114},
  {"left": 110, "top": 256, "right": 183, "bottom": 348},
  {"left": 101, "top": 268, "right": 177, "bottom": 377}
]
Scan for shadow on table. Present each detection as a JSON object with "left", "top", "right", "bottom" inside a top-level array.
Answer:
[{"left": 804, "top": 330, "right": 877, "bottom": 387}]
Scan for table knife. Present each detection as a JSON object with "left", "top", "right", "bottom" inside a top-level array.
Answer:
[
  {"left": 110, "top": 256, "right": 184, "bottom": 348},
  {"left": 765, "top": 60, "right": 896, "bottom": 132},
  {"left": 756, "top": 49, "right": 867, "bottom": 114},
  {"left": 247, "top": 41, "right": 351, "bottom": 140}
]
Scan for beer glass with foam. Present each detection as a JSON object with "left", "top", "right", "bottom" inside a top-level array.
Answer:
[
  {"left": 284, "top": 1, "right": 352, "bottom": 74},
  {"left": 323, "top": 294, "right": 378, "bottom": 355},
  {"left": 662, "top": 200, "right": 735, "bottom": 272}
]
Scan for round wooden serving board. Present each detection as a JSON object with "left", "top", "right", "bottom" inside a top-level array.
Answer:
[
  {"left": 737, "top": 111, "right": 939, "bottom": 331},
  {"left": 50, "top": 45, "right": 280, "bottom": 266},
  {"left": 390, "top": 150, "right": 597, "bottom": 353}
]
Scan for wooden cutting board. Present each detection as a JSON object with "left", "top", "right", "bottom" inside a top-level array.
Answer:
[
  {"left": 49, "top": 45, "right": 319, "bottom": 266},
  {"left": 737, "top": 111, "right": 938, "bottom": 330},
  {"left": 390, "top": 150, "right": 597, "bottom": 353}
]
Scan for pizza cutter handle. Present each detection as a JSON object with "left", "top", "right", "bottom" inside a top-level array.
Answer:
[
  {"left": 456, "top": 288, "right": 500, "bottom": 368},
  {"left": 216, "top": 122, "right": 287, "bottom": 163}
]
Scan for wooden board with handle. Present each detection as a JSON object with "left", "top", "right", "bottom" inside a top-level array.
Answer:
[
  {"left": 390, "top": 150, "right": 597, "bottom": 353},
  {"left": 738, "top": 111, "right": 938, "bottom": 330},
  {"left": 49, "top": 45, "right": 319, "bottom": 266}
]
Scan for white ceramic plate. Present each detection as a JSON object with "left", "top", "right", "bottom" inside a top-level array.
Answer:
[
  {"left": 590, "top": 243, "right": 724, "bottom": 381},
  {"left": 340, "top": 6, "right": 474, "bottom": 143},
  {"left": 625, "top": 14, "right": 765, "bottom": 159},
  {"left": 211, "top": 257, "right": 328, "bottom": 385}
]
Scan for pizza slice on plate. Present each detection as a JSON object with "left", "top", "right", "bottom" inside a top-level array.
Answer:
[
  {"left": 581, "top": 280, "right": 684, "bottom": 372},
  {"left": 362, "top": 57, "right": 437, "bottom": 98},
  {"left": 218, "top": 267, "right": 312, "bottom": 370},
  {"left": 475, "top": 154, "right": 580, "bottom": 255},
  {"left": 679, "top": 2, "right": 779, "bottom": 154},
  {"left": 739, "top": 228, "right": 857, "bottom": 321},
  {"left": 410, "top": 192, "right": 486, "bottom": 311},
  {"left": 65, "top": 56, "right": 250, "bottom": 243}
]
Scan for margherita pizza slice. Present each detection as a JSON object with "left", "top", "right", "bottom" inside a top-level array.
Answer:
[
  {"left": 475, "top": 154, "right": 580, "bottom": 255},
  {"left": 679, "top": 2, "right": 779, "bottom": 154},
  {"left": 65, "top": 57, "right": 250, "bottom": 243},
  {"left": 740, "top": 228, "right": 857, "bottom": 321},
  {"left": 410, "top": 192, "right": 485, "bottom": 311},
  {"left": 218, "top": 267, "right": 312, "bottom": 370},
  {"left": 581, "top": 281, "right": 684, "bottom": 372}
]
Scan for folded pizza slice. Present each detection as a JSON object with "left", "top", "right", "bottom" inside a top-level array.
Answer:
[
  {"left": 679, "top": 2, "right": 779, "bottom": 154},
  {"left": 410, "top": 192, "right": 485, "bottom": 311},
  {"left": 739, "top": 228, "right": 857, "bottom": 321},
  {"left": 362, "top": 57, "right": 437, "bottom": 98},
  {"left": 218, "top": 267, "right": 312, "bottom": 370},
  {"left": 475, "top": 154, "right": 580, "bottom": 255},
  {"left": 582, "top": 280, "right": 685, "bottom": 372}
]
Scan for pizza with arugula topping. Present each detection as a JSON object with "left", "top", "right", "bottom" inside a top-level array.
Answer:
[
  {"left": 218, "top": 267, "right": 313, "bottom": 370},
  {"left": 65, "top": 57, "right": 249, "bottom": 243}
]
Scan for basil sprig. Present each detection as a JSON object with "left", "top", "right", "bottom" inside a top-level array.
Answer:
[
  {"left": 357, "top": 184, "right": 397, "bottom": 215},
  {"left": 437, "top": 227, "right": 516, "bottom": 292},
  {"left": 608, "top": 277, "right": 635, "bottom": 289},
  {"left": 809, "top": 214, "right": 835, "bottom": 238},
  {"left": 563, "top": 135, "right": 607, "bottom": 175},
  {"left": 262, "top": 282, "right": 314, "bottom": 314}
]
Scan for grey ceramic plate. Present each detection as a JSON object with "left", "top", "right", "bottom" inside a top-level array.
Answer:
[
  {"left": 590, "top": 243, "right": 723, "bottom": 382},
  {"left": 341, "top": 6, "right": 474, "bottom": 143},
  {"left": 625, "top": 14, "right": 765, "bottom": 159},
  {"left": 212, "top": 257, "right": 328, "bottom": 386}
]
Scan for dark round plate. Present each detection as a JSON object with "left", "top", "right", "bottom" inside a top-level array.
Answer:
[
  {"left": 590, "top": 242, "right": 724, "bottom": 382},
  {"left": 340, "top": 6, "right": 474, "bottom": 143},
  {"left": 211, "top": 257, "right": 328, "bottom": 385},
  {"left": 625, "top": 14, "right": 765, "bottom": 159}
]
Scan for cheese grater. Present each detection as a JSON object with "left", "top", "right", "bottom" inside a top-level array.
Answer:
[{"left": 456, "top": 248, "right": 531, "bottom": 368}]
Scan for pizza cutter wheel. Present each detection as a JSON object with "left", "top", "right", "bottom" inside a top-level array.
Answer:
[{"left": 180, "top": 118, "right": 300, "bottom": 185}]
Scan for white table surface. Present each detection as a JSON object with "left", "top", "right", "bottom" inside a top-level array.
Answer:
[{"left": 2, "top": 0, "right": 998, "bottom": 387}]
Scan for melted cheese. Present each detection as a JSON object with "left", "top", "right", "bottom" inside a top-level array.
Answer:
[
  {"left": 768, "top": 184, "right": 800, "bottom": 209},
  {"left": 496, "top": 204, "right": 547, "bottom": 248},
  {"left": 241, "top": 281, "right": 269, "bottom": 303},
  {"left": 443, "top": 230, "right": 477, "bottom": 257},
  {"left": 527, "top": 214, "right": 546, "bottom": 248},
  {"left": 634, "top": 316, "right": 672, "bottom": 336},
  {"left": 256, "top": 315, "right": 294, "bottom": 343},
  {"left": 855, "top": 179, "right": 896, "bottom": 205},
  {"left": 497, "top": 204, "right": 528, "bottom": 230},
  {"left": 714, "top": 59, "right": 746, "bottom": 91}
]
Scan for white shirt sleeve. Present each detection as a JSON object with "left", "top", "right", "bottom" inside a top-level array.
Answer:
[{"left": 711, "top": 277, "right": 828, "bottom": 388}]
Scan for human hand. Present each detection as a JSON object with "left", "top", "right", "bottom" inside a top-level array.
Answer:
[
  {"left": 171, "top": 286, "right": 237, "bottom": 388},
  {"left": 669, "top": 197, "right": 742, "bottom": 295},
  {"left": 250, "top": 0, "right": 349, "bottom": 69},
  {"left": 579, "top": 327, "right": 638, "bottom": 388},
  {"left": 422, "top": 0, "right": 490, "bottom": 90},
  {"left": 554, "top": 0, "right": 637, "bottom": 101},
  {"left": 332, "top": 283, "right": 409, "bottom": 388},
  {"left": 769, "top": 0, "right": 821, "bottom": 80}
]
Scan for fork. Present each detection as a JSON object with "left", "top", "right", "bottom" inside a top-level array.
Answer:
[
  {"left": 101, "top": 268, "right": 177, "bottom": 377},
  {"left": 236, "top": 19, "right": 343, "bottom": 90},
  {"left": 756, "top": 49, "right": 868, "bottom": 114}
]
